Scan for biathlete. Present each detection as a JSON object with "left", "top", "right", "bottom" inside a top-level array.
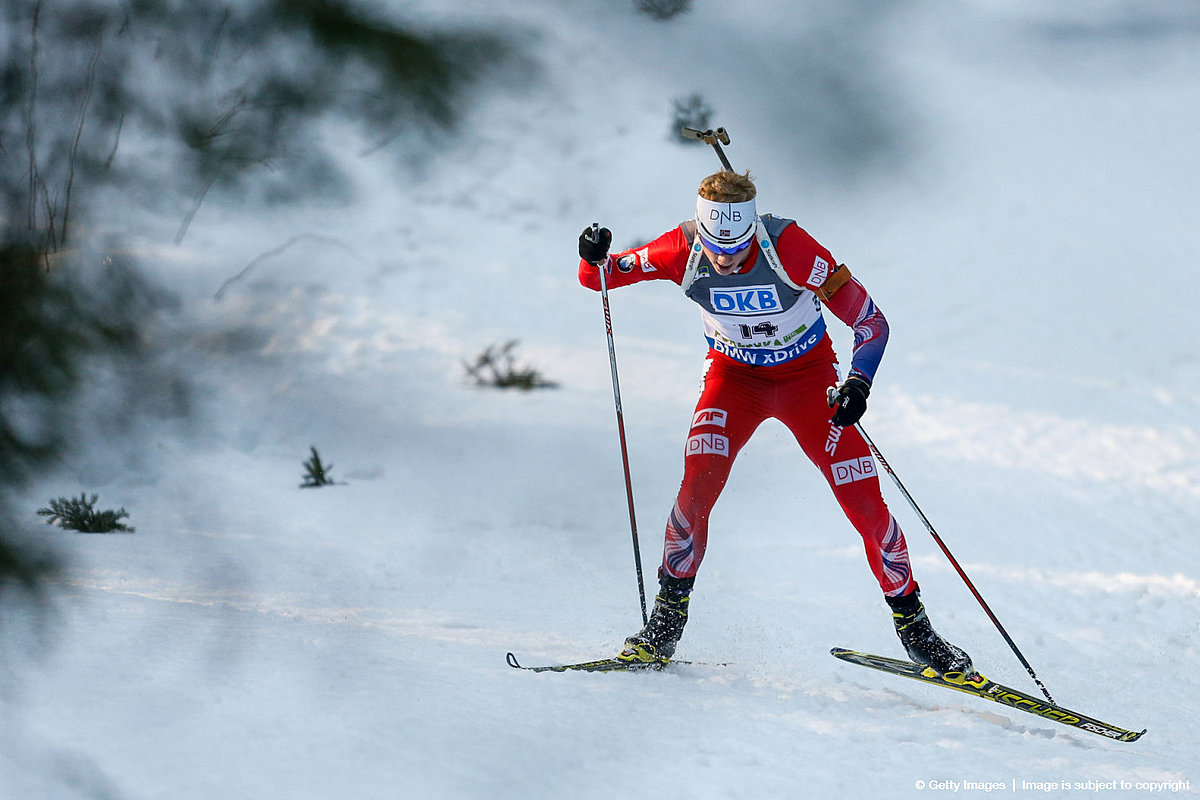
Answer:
[{"left": 577, "top": 168, "right": 973, "bottom": 675}]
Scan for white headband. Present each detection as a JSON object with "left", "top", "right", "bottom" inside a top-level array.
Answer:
[{"left": 695, "top": 197, "right": 757, "bottom": 247}]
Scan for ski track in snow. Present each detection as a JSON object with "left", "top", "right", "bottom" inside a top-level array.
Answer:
[{"left": 884, "top": 391, "right": 1200, "bottom": 498}]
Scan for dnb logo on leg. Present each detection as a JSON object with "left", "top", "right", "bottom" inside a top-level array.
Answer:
[
  {"left": 686, "top": 433, "right": 729, "bottom": 457},
  {"left": 831, "top": 456, "right": 876, "bottom": 485}
]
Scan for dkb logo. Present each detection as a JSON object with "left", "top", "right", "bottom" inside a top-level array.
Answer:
[{"left": 709, "top": 284, "right": 781, "bottom": 315}]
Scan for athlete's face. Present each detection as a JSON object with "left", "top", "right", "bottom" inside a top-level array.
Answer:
[{"left": 701, "top": 242, "right": 753, "bottom": 275}]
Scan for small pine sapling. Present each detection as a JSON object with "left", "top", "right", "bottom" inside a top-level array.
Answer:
[
  {"left": 638, "top": 0, "right": 691, "bottom": 21},
  {"left": 301, "top": 446, "right": 340, "bottom": 488},
  {"left": 463, "top": 340, "right": 558, "bottom": 390},
  {"left": 38, "top": 493, "right": 135, "bottom": 533},
  {"left": 671, "top": 93, "right": 713, "bottom": 142}
]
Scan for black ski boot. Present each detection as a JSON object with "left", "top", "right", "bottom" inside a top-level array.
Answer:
[
  {"left": 887, "top": 589, "right": 975, "bottom": 677},
  {"left": 618, "top": 574, "right": 693, "bottom": 664}
]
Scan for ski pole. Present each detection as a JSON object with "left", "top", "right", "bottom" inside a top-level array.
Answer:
[
  {"left": 591, "top": 223, "right": 649, "bottom": 626},
  {"left": 849, "top": 415, "right": 1056, "bottom": 704}
]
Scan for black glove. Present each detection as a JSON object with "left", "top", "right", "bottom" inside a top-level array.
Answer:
[
  {"left": 578, "top": 225, "right": 612, "bottom": 267},
  {"left": 829, "top": 377, "right": 870, "bottom": 428}
]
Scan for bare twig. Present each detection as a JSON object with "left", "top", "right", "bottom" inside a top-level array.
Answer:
[
  {"left": 26, "top": 1, "right": 42, "bottom": 234},
  {"left": 104, "top": 112, "right": 125, "bottom": 169},
  {"left": 62, "top": 31, "right": 106, "bottom": 245},
  {"left": 214, "top": 234, "right": 366, "bottom": 300},
  {"left": 175, "top": 172, "right": 219, "bottom": 244},
  {"left": 174, "top": 93, "right": 254, "bottom": 244}
]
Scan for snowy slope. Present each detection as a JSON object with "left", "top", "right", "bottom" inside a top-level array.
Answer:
[{"left": 3, "top": 2, "right": 1199, "bottom": 798}]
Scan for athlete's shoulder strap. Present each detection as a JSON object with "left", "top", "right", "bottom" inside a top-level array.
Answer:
[
  {"left": 679, "top": 219, "right": 705, "bottom": 293},
  {"left": 755, "top": 217, "right": 804, "bottom": 292}
]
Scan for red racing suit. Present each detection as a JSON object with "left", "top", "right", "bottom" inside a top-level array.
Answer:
[{"left": 578, "top": 215, "right": 915, "bottom": 598}]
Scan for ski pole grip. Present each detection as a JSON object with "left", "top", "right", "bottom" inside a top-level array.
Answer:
[{"left": 588, "top": 222, "right": 601, "bottom": 244}]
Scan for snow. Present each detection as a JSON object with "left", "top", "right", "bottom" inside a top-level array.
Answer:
[{"left": 3, "top": 2, "right": 1199, "bottom": 798}]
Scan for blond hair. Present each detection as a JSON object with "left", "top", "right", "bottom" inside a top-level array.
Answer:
[{"left": 698, "top": 169, "right": 756, "bottom": 203}]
